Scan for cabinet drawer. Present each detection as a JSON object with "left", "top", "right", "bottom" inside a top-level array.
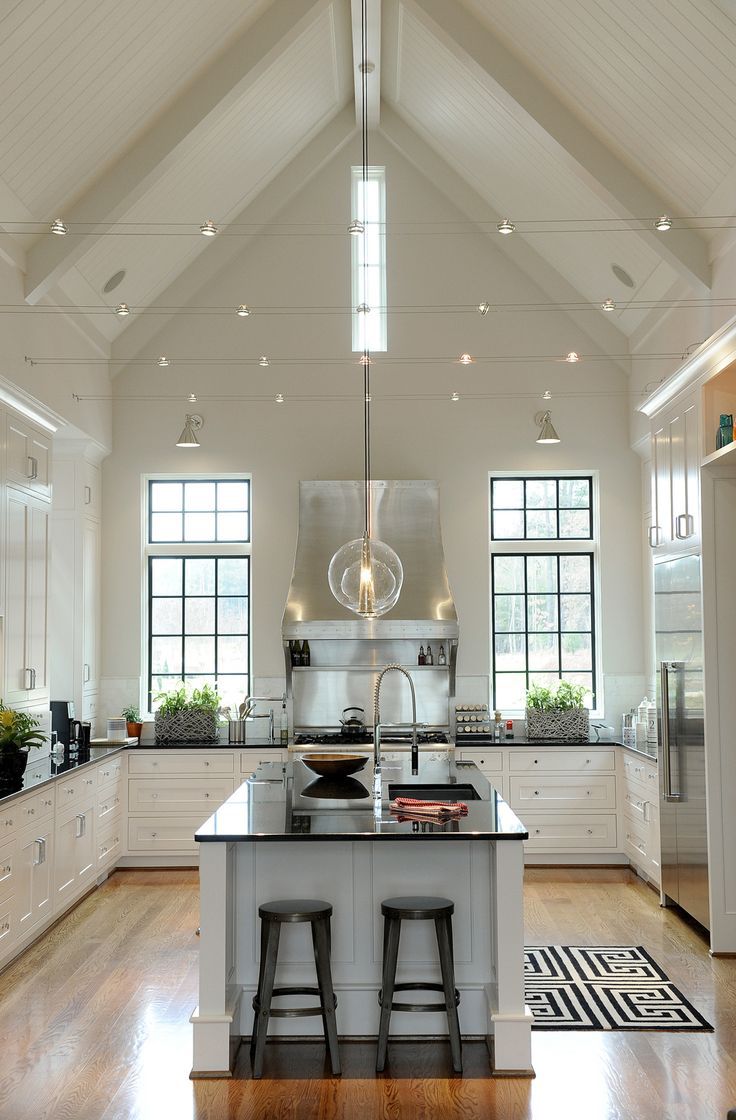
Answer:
[
  {"left": 97, "top": 756, "right": 124, "bottom": 787},
  {"left": 457, "top": 750, "right": 503, "bottom": 772},
  {"left": 0, "top": 894, "right": 15, "bottom": 955},
  {"left": 0, "top": 838, "right": 15, "bottom": 895},
  {"left": 510, "top": 775, "right": 616, "bottom": 811},
  {"left": 622, "top": 788, "right": 656, "bottom": 827},
  {"left": 523, "top": 813, "right": 618, "bottom": 849},
  {"left": 14, "top": 787, "right": 56, "bottom": 825},
  {"left": 127, "top": 815, "right": 206, "bottom": 853},
  {"left": 97, "top": 820, "right": 123, "bottom": 868},
  {"left": 97, "top": 790, "right": 123, "bottom": 823},
  {"left": 128, "top": 777, "right": 234, "bottom": 814},
  {"left": 622, "top": 753, "right": 658, "bottom": 788},
  {"left": 509, "top": 750, "right": 615, "bottom": 773},
  {"left": 240, "top": 749, "right": 287, "bottom": 774},
  {"left": 128, "top": 752, "right": 235, "bottom": 776},
  {"left": 56, "top": 770, "right": 97, "bottom": 808}
]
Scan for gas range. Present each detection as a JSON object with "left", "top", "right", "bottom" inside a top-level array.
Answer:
[{"left": 294, "top": 730, "right": 449, "bottom": 747}]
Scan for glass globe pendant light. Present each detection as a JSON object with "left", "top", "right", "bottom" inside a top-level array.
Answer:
[{"left": 328, "top": 0, "right": 403, "bottom": 620}]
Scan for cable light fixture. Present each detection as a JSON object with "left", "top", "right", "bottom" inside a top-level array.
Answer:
[
  {"left": 114, "top": 303, "right": 130, "bottom": 316},
  {"left": 200, "top": 219, "right": 218, "bottom": 236},
  {"left": 496, "top": 218, "right": 515, "bottom": 234},
  {"left": 236, "top": 304, "right": 250, "bottom": 316},
  {"left": 328, "top": 0, "right": 403, "bottom": 620},
  {"left": 535, "top": 410, "right": 560, "bottom": 444},
  {"left": 654, "top": 215, "right": 673, "bottom": 231},
  {"left": 50, "top": 218, "right": 67, "bottom": 235},
  {"left": 176, "top": 413, "right": 203, "bottom": 447},
  {"left": 157, "top": 356, "right": 169, "bottom": 366}
]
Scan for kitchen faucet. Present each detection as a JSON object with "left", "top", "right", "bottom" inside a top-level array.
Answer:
[
  {"left": 373, "top": 665, "right": 419, "bottom": 801},
  {"left": 245, "top": 694, "right": 285, "bottom": 744}
]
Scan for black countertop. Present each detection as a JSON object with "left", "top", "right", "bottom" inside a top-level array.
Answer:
[
  {"left": 2, "top": 744, "right": 125, "bottom": 802},
  {"left": 195, "top": 756, "right": 528, "bottom": 843}
]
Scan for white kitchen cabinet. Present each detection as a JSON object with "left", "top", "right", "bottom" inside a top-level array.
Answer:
[
  {"left": 54, "top": 795, "right": 96, "bottom": 910},
  {"left": 619, "top": 749, "right": 660, "bottom": 886},
  {"left": 5, "top": 414, "right": 51, "bottom": 500},
  {"left": 16, "top": 814, "right": 54, "bottom": 940},
  {"left": 81, "top": 517, "right": 100, "bottom": 697},
  {"left": 650, "top": 391, "right": 700, "bottom": 555},
  {"left": 4, "top": 487, "right": 50, "bottom": 704}
]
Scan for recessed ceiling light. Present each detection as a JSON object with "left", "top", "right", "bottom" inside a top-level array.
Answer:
[
  {"left": 103, "top": 269, "right": 126, "bottom": 293},
  {"left": 114, "top": 303, "right": 130, "bottom": 316},
  {"left": 348, "top": 219, "right": 364, "bottom": 235},
  {"left": 601, "top": 298, "right": 616, "bottom": 312},
  {"left": 477, "top": 301, "right": 490, "bottom": 316},
  {"left": 200, "top": 219, "right": 218, "bottom": 236},
  {"left": 236, "top": 304, "right": 250, "bottom": 317},
  {"left": 451, "top": 392, "right": 460, "bottom": 402},
  {"left": 496, "top": 218, "right": 515, "bottom": 235},
  {"left": 611, "top": 263, "right": 635, "bottom": 288},
  {"left": 458, "top": 353, "right": 474, "bottom": 364},
  {"left": 157, "top": 356, "right": 169, "bottom": 367},
  {"left": 275, "top": 393, "right": 284, "bottom": 403},
  {"left": 565, "top": 351, "right": 581, "bottom": 363},
  {"left": 50, "top": 218, "right": 67, "bottom": 235},
  {"left": 654, "top": 215, "right": 672, "bottom": 231},
  {"left": 259, "top": 355, "right": 269, "bottom": 367}
]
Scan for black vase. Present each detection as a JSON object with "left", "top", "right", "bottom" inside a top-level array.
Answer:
[{"left": 0, "top": 748, "right": 28, "bottom": 796}]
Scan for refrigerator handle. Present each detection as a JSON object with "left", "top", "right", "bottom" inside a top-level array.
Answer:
[{"left": 661, "top": 661, "right": 682, "bottom": 802}]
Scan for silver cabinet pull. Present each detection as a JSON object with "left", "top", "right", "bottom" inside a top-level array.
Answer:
[
  {"left": 26, "top": 455, "right": 38, "bottom": 479},
  {"left": 25, "top": 668, "right": 33, "bottom": 690},
  {"left": 84, "top": 485, "right": 92, "bottom": 505},
  {"left": 76, "top": 814, "right": 85, "bottom": 838},
  {"left": 661, "top": 661, "right": 682, "bottom": 802},
  {"left": 83, "top": 663, "right": 91, "bottom": 683},
  {"left": 33, "top": 838, "right": 46, "bottom": 865},
  {"left": 675, "top": 513, "right": 694, "bottom": 539},
  {"left": 648, "top": 525, "right": 661, "bottom": 548}
]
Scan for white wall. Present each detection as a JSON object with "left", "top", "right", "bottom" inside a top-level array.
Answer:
[{"left": 101, "top": 136, "right": 646, "bottom": 719}]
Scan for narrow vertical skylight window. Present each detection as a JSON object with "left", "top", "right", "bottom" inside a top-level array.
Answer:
[{"left": 351, "top": 166, "right": 387, "bottom": 351}]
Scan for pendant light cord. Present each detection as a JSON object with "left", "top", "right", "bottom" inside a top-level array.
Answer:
[{"left": 361, "top": 0, "right": 371, "bottom": 540}]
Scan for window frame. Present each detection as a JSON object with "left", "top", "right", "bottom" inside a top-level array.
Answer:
[
  {"left": 142, "top": 473, "right": 252, "bottom": 716},
  {"left": 489, "top": 470, "right": 602, "bottom": 717},
  {"left": 351, "top": 165, "right": 387, "bottom": 352}
]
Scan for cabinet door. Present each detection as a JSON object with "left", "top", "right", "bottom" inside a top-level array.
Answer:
[
  {"left": 651, "top": 424, "right": 671, "bottom": 551},
  {"left": 4, "top": 490, "right": 49, "bottom": 701},
  {"left": 6, "top": 415, "right": 51, "bottom": 498},
  {"left": 27, "top": 500, "right": 50, "bottom": 694},
  {"left": 54, "top": 799, "right": 95, "bottom": 909},
  {"left": 16, "top": 823, "right": 53, "bottom": 937},
  {"left": 82, "top": 518, "right": 100, "bottom": 693},
  {"left": 682, "top": 399, "right": 700, "bottom": 546}
]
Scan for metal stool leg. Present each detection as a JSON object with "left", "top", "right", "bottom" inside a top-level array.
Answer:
[
  {"left": 376, "top": 915, "right": 401, "bottom": 1072},
  {"left": 251, "top": 919, "right": 281, "bottom": 1079},
  {"left": 311, "top": 916, "right": 341, "bottom": 1076},
  {"left": 251, "top": 914, "right": 271, "bottom": 1056},
  {"left": 435, "top": 915, "right": 462, "bottom": 1073}
]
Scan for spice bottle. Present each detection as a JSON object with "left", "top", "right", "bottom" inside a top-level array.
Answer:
[
  {"left": 425, "top": 644, "right": 434, "bottom": 665},
  {"left": 437, "top": 644, "right": 447, "bottom": 666},
  {"left": 418, "top": 645, "right": 426, "bottom": 665}
]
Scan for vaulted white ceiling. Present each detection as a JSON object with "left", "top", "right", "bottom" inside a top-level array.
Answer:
[{"left": 1, "top": 0, "right": 733, "bottom": 361}]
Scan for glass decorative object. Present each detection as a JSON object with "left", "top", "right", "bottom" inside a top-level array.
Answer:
[{"left": 328, "top": 533, "right": 403, "bottom": 619}]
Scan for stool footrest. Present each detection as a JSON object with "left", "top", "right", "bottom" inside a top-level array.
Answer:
[
  {"left": 253, "top": 985, "right": 338, "bottom": 1019},
  {"left": 379, "top": 980, "right": 460, "bottom": 1013}
]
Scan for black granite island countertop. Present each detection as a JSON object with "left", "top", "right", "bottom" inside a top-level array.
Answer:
[{"left": 195, "top": 755, "right": 528, "bottom": 843}]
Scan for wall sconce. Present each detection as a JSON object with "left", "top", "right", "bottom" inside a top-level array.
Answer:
[
  {"left": 535, "top": 410, "right": 560, "bottom": 444},
  {"left": 176, "top": 413, "right": 203, "bottom": 447}
]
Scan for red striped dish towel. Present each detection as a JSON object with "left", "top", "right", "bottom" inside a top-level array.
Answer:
[{"left": 389, "top": 796, "right": 469, "bottom": 819}]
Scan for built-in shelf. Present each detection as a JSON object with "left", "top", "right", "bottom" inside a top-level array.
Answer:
[
  {"left": 291, "top": 664, "right": 448, "bottom": 672},
  {"left": 702, "top": 441, "right": 736, "bottom": 472}
]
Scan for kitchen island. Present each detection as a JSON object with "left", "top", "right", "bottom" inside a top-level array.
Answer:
[{"left": 191, "top": 754, "right": 532, "bottom": 1078}]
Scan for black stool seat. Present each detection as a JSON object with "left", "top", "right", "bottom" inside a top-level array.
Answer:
[
  {"left": 377, "top": 894, "right": 462, "bottom": 1074},
  {"left": 250, "top": 898, "right": 340, "bottom": 1079}
]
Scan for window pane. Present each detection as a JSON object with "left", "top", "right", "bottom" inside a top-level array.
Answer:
[
  {"left": 151, "top": 512, "right": 182, "bottom": 541},
  {"left": 559, "top": 510, "right": 591, "bottom": 538},
  {"left": 185, "top": 482, "right": 216, "bottom": 511},
  {"left": 495, "top": 674, "right": 527, "bottom": 710},
  {"left": 528, "top": 595, "right": 558, "bottom": 631},
  {"left": 185, "top": 598, "right": 215, "bottom": 634},
  {"left": 151, "top": 558, "right": 182, "bottom": 596},
  {"left": 492, "top": 480, "right": 523, "bottom": 509},
  {"left": 185, "top": 636, "right": 215, "bottom": 673},
  {"left": 217, "top": 512, "right": 248, "bottom": 541},
  {"left": 564, "top": 672, "right": 593, "bottom": 705},
  {"left": 561, "top": 633, "right": 592, "bottom": 670},
  {"left": 216, "top": 675, "right": 248, "bottom": 710},
  {"left": 493, "top": 556, "right": 525, "bottom": 593},
  {"left": 527, "top": 555, "right": 557, "bottom": 593},
  {"left": 494, "top": 595, "right": 526, "bottom": 632},
  {"left": 151, "top": 598, "right": 182, "bottom": 635},
  {"left": 218, "top": 482, "right": 249, "bottom": 511},
  {"left": 526, "top": 510, "right": 556, "bottom": 538},
  {"left": 528, "top": 671, "right": 562, "bottom": 694},
  {"left": 150, "top": 482, "right": 182, "bottom": 512},
  {"left": 528, "top": 633, "right": 560, "bottom": 671},
  {"left": 151, "top": 636, "right": 182, "bottom": 675},
  {"left": 219, "top": 558, "right": 249, "bottom": 594},
  {"left": 218, "top": 597, "right": 248, "bottom": 633},
  {"left": 559, "top": 555, "right": 591, "bottom": 593},
  {"left": 494, "top": 633, "right": 526, "bottom": 671},
  {"left": 218, "top": 636, "right": 248, "bottom": 673},
  {"left": 493, "top": 510, "right": 524, "bottom": 539},
  {"left": 185, "top": 559, "right": 216, "bottom": 595},
  {"left": 184, "top": 511, "right": 216, "bottom": 541},
  {"left": 526, "top": 480, "right": 556, "bottom": 508},
  {"left": 560, "top": 595, "right": 591, "bottom": 631},
  {"left": 559, "top": 478, "right": 590, "bottom": 509}
]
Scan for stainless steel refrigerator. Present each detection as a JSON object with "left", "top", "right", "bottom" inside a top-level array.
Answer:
[{"left": 654, "top": 553, "right": 709, "bottom": 930}]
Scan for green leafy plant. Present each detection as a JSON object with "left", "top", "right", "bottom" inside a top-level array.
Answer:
[
  {"left": 154, "top": 682, "right": 221, "bottom": 716},
  {"left": 0, "top": 701, "right": 47, "bottom": 752},
  {"left": 526, "top": 680, "right": 588, "bottom": 711},
  {"left": 121, "top": 704, "right": 140, "bottom": 723}
]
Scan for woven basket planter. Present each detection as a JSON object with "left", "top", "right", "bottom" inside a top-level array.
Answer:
[
  {"left": 154, "top": 710, "right": 219, "bottom": 744},
  {"left": 525, "top": 706, "right": 590, "bottom": 743}
]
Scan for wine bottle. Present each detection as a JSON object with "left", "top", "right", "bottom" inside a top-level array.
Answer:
[{"left": 302, "top": 640, "right": 311, "bottom": 666}]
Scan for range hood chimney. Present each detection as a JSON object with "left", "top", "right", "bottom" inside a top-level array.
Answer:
[{"left": 282, "top": 481, "right": 458, "bottom": 641}]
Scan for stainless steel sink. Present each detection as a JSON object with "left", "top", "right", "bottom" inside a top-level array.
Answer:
[{"left": 388, "top": 783, "right": 481, "bottom": 801}]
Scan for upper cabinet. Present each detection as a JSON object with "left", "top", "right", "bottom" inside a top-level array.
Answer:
[
  {"left": 5, "top": 414, "right": 52, "bottom": 500},
  {"left": 649, "top": 391, "right": 700, "bottom": 556},
  {"left": 4, "top": 488, "right": 50, "bottom": 704}
]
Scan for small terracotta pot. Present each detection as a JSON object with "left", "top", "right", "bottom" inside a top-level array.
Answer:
[{"left": 126, "top": 721, "right": 144, "bottom": 740}]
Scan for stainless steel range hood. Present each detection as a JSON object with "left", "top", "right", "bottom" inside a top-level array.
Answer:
[{"left": 282, "top": 480, "right": 458, "bottom": 641}]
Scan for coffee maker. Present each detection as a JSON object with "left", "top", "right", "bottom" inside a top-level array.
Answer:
[{"left": 50, "top": 700, "right": 89, "bottom": 748}]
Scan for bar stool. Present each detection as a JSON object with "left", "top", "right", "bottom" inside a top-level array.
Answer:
[
  {"left": 250, "top": 898, "right": 341, "bottom": 1079},
  {"left": 376, "top": 895, "right": 462, "bottom": 1073}
]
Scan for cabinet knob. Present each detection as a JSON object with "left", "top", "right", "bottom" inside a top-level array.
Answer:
[
  {"left": 152, "top": 832, "right": 157, "bottom": 838},
  {"left": 204, "top": 792, "right": 210, "bottom": 798},
  {"left": 204, "top": 760, "right": 210, "bottom": 767},
  {"left": 533, "top": 759, "right": 538, "bottom": 765},
  {"left": 534, "top": 790, "right": 540, "bottom": 796},
  {"left": 534, "top": 828, "right": 541, "bottom": 835},
  {"left": 587, "top": 828, "right": 593, "bottom": 835}
]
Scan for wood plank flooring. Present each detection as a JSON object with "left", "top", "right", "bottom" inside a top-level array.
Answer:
[{"left": 0, "top": 867, "right": 734, "bottom": 1120}]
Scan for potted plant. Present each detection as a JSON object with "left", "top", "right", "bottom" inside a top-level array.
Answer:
[
  {"left": 0, "top": 701, "right": 46, "bottom": 793},
  {"left": 525, "top": 680, "right": 590, "bottom": 742},
  {"left": 153, "top": 683, "right": 221, "bottom": 744},
  {"left": 121, "top": 704, "right": 144, "bottom": 740}
]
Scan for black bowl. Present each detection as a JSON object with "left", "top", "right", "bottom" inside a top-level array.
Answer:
[{"left": 301, "top": 753, "right": 369, "bottom": 778}]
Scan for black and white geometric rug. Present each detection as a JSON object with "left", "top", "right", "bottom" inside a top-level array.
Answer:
[{"left": 525, "top": 945, "right": 713, "bottom": 1031}]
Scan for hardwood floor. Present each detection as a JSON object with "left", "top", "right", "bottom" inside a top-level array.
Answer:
[{"left": 0, "top": 867, "right": 734, "bottom": 1120}]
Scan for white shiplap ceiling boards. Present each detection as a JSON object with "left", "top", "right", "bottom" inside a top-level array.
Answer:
[{"left": 1, "top": 0, "right": 732, "bottom": 366}]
